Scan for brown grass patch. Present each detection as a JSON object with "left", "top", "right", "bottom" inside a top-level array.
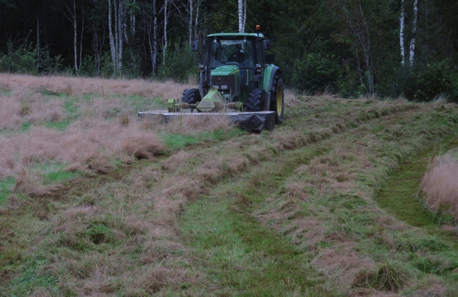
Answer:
[
  {"left": 0, "top": 73, "right": 194, "bottom": 99},
  {"left": 311, "top": 243, "right": 377, "bottom": 294},
  {"left": 421, "top": 153, "right": 458, "bottom": 218},
  {"left": 284, "top": 89, "right": 301, "bottom": 107},
  {"left": 283, "top": 182, "right": 309, "bottom": 201},
  {"left": 160, "top": 114, "right": 234, "bottom": 135},
  {"left": 0, "top": 119, "right": 164, "bottom": 181},
  {"left": 0, "top": 95, "right": 22, "bottom": 129},
  {"left": 160, "top": 150, "right": 192, "bottom": 172}
]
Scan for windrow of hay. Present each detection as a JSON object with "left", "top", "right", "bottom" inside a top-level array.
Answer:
[{"left": 421, "top": 151, "right": 458, "bottom": 218}]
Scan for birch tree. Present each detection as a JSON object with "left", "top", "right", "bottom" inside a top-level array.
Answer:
[
  {"left": 238, "top": 0, "right": 246, "bottom": 33},
  {"left": 399, "top": 0, "right": 419, "bottom": 66},
  {"left": 108, "top": 0, "right": 125, "bottom": 75},
  {"left": 400, "top": 0, "right": 406, "bottom": 65},
  {"left": 163, "top": 0, "right": 171, "bottom": 66},
  {"left": 409, "top": 0, "right": 418, "bottom": 65}
]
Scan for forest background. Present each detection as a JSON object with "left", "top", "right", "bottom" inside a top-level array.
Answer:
[{"left": 0, "top": 0, "right": 457, "bottom": 101}]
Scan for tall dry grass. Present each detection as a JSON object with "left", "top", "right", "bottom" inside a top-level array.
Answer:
[
  {"left": 0, "top": 73, "right": 194, "bottom": 98},
  {"left": 0, "top": 74, "right": 234, "bottom": 195},
  {"left": 421, "top": 152, "right": 458, "bottom": 218}
]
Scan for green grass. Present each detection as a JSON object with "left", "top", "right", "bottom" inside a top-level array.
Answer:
[
  {"left": 32, "top": 162, "right": 82, "bottom": 184},
  {"left": 0, "top": 177, "right": 16, "bottom": 206},
  {"left": 4, "top": 259, "right": 59, "bottom": 296},
  {"left": 43, "top": 119, "right": 72, "bottom": 131},
  {"left": 180, "top": 146, "right": 333, "bottom": 296},
  {"left": 122, "top": 95, "right": 167, "bottom": 112},
  {"left": 162, "top": 127, "right": 245, "bottom": 150}
]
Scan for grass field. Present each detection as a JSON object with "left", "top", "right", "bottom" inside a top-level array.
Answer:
[{"left": 0, "top": 73, "right": 457, "bottom": 297}]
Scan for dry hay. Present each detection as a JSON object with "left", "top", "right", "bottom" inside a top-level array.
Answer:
[
  {"left": 0, "top": 73, "right": 194, "bottom": 99},
  {"left": 0, "top": 119, "right": 164, "bottom": 181},
  {"left": 421, "top": 152, "right": 458, "bottom": 218}
]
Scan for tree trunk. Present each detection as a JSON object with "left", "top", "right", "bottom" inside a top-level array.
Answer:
[
  {"left": 189, "top": 0, "right": 193, "bottom": 45},
  {"left": 424, "top": 0, "right": 428, "bottom": 65},
  {"left": 73, "top": 0, "right": 78, "bottom": 72},
  {"left": 341, "top": 1, "right": 375, "bottom": 94},
  {"left": 238, "top": 0, "right": 243, "bottom": 33},
  {"left": 400, "top": 0, "right": 405, "bottom": 65},
  {"left": 153, "top": 0, "right": 158, "bottom": 74},
  {"left": 163, "top": 0, "right": 169, "bottom": 67},
  {"left": 194, "top": 0, "right": 199, "bottom": 37},
  {"left": 61, "top": 0, "right": 79, "bottom": 72},
  {"left": 79, "top": 16, "right": 84, "bottom": 71},
  {"left": 108, "top": 0, "right": 117, "bottom": 74},
  {"left": 242, "top": 0, "right": 246, "bottom": 33},
  {"left": 117, "top": 0, "right": 124, "bottom": 73},
  {"left": 410, "top": 0, "right": 418, "bottom": 65}
]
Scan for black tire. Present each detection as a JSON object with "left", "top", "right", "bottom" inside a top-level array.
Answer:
[
  {"left": 270, "top": 73, "right": 284, "bottom": 124},
  {"left": 181, "top": 88, "right": 201, "bottom": 104},
  {"left": 246, "top": 88, "right": 265, "bottom": 112}
]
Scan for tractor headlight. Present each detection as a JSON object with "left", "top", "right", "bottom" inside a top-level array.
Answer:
[
  {"left": 213, "top": 85, "right": 219, "bottom": 89},
  {"left": 220, "top": 85, "right": 228, "bottom": 90}
]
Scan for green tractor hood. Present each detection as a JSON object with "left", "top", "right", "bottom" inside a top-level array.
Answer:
[
  {"left": 209, "top": 64, "right": 241, "bottom": 102},
  {"left": 211, "top": 64, "right": 240, "bottom": 76}
]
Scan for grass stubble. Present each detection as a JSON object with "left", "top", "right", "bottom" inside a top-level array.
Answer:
[{"left": 0, "top": 74, "right": 457, "bottom": 296}]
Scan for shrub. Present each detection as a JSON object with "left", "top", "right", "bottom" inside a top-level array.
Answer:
[
  {"left": 292, "top": 53, "right": 341, "bottom": 94},
  {"left": 0, "top": 37, "right": 63, "bottom": 74},
  {"left": 403, "top": 63, "right": 453, "bottom": 101},
  {"left": 377, "top": 62, "right": 456, "bottom": 101},
  {"left": 159, "top": 42, "right": 199, "bottom": 83}
]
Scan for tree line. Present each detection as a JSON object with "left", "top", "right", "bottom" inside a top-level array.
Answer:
[{"left": 0, "top": 0, "right": 457, "bottom": 101}]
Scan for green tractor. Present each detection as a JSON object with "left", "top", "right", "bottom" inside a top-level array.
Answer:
[{"left": 183, "top": 27, "right": 284, "bottom": 125}]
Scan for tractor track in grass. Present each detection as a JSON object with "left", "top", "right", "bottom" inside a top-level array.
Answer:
[{"left": 1, "top": 97, "right": 458, "bottom": 296}]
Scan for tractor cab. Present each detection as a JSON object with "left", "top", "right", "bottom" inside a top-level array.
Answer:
[{"left": 208, "top": 38, "right": 256, "bottom": 68}]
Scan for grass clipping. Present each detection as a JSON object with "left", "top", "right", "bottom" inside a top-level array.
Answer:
[{"left": 421, "top": 151, "right": 458, "bottom": 219}]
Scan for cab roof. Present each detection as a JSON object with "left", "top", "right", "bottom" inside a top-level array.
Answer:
[{"left": 207, "top": 32, "right": 265, "bottom": 39}]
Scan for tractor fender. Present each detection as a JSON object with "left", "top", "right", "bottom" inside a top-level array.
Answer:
[{"left": 262, "top": 65, "right": 281, "bottom": 111}]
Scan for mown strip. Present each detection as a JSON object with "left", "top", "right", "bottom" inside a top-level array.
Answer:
[{"left": 180, "top": 146, "right": 334, "bottom": 296}]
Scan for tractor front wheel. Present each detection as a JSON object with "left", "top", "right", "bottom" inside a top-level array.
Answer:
[
  {"left": 246, "top": 89, "right": 266, "bottom": 112},
  {"left": 270, "top": 74, "right": 284, "bottom": 124},
  {"left": 182, "top": 88, "right": 201, "bottom": 104}
]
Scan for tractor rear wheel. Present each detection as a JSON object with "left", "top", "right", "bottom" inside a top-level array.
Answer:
[
  {"left": 246, "top": 88, "right": 266, "bottom": 112},
  {"left": 182, "top": 88, "right": 201, "bottom": 104},
  {"left": 270, "top": 73, "right": 284, "bottom": 124}
]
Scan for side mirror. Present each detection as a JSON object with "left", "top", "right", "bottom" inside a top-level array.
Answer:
[
  {"left": 265, "top": 54, "right": 275, "bottom": 64},
  {"left": 263, "top": 39, "right": 271, "bottom": 50},
  {"left": 192, "top": 40, "right": 199, "bottom": 51}
]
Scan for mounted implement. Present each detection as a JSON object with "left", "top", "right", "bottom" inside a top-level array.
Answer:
[{"left": 139, "top": 26, "right": 284, "bottom": 132}]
